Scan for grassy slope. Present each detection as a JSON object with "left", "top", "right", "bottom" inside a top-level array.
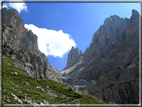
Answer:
[{"left": 2, "top": 54, "right": 105, "bottom": 105}]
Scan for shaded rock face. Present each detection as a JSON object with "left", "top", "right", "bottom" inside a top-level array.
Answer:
[
  {"left": 2, "top": 8, "right": 26, "bottom": 37},
  {"left": 63, "top": 47, "right": 80, "bottom": 70},
  {"left": 20, "top": 29, "right": 39, "bottom": 55},
  {"left": 2, "top": 8, "right": 62, "bottom": 82},
  {"left": 90, "top": 62, "right": 139, "bottom": 104},
  {"left": 62, "top": 9, "right": 139, "bottom": 104},
  {"left": 78, "top": 9, "right": 139, "bottom": 81}
]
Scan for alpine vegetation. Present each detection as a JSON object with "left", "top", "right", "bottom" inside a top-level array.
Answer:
[{"left": 2, "top": 7, "right": 139, "bottom": 106}]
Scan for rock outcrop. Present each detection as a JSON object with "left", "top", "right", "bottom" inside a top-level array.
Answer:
[
  {"left": 2, "top": 8, "right": 26, "bottom": 38},
  {"left": 63, "top": 47, "right": 81, "bottom": 70},
  {"left": 2, "top": 8, "right": 62, "bottom": 82},
  {"left": 62, "top": 9, "right": 139, "bottom": 104}
]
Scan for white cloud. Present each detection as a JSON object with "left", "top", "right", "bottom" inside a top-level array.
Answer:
[
  {"left": 8, "top": 2, "right": 27, "bottom": 13},
  {"left": 2, "top": 0, "right": 27, "bottom": 13},
  {"left": 24, "top": 24, "right": 76, "bottom": 58}
]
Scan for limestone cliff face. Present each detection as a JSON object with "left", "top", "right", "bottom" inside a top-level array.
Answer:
[
  {"left": 2, "top": 8, "right": 62, "bottom": 82},
  {"left": 78, "top": 9, "right": 139, "bottom": 81},
  {"left": 62, "top": 9, "right": 139, "bottom": 104},
  {"left": 63, "top": 47, "right": 81, "bottom": 70},
  {"left": 89, "top": 9, "right": 139, "bottom": 104},
  {"left": 2, "top": 8, "right": 26, "bottom": 38}
]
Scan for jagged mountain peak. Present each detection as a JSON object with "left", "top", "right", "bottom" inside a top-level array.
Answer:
[
  {"left": 62, "top": 47, "right": 82, "bottom": 70},
  {"left": 130, "top": 9, "right": 139, "bottom": 24},
  {"left": 70, "top": 46, "right": 79, "bottom": 52},
  {"left": 103, "top": 15, "right": 123, "bottom": 25},
  {"left": 63, "top": 9, "right": 139, "bottom": 104},
  {"left": 132, "top": 9, "right": 139, "bottom": 17}
]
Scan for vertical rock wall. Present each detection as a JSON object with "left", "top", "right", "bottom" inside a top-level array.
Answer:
[{"left": 2, "top": 8, "right": 62, "bottom": 82}]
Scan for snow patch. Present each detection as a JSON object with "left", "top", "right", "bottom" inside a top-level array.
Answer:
[
  {"left": 77, "top": 67, "right": 84, "bottom": 76},
  {"left": 76, "top": 71, "right": 80, "bottom": 76},
  {"left": 91, "top": 80, "right": 95, "bottom": 83},
  {"left": 80, "top": 79, "right": 87, "bottom": 82},
  {"left": 62, "top": 76, "right": 70, "bottom": 80},
  {"left": 79, "top": 67, "right": 84, "bottom": 71}
]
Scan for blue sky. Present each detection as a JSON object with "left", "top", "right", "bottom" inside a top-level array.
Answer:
[{"left": 3, "top": 1, "right": 140, "bottom": 71}]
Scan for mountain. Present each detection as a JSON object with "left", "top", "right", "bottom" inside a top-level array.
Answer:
[
  {"left": 62, "top": 9, "right": 140, "bottom": 104},
  {"left": 2, "top": 8, "right": 106, "bottom": 105},
  {"left": 2, "top": 8, "right": 62, "bottom": 82},
  {"left": 2, "top": 7, "right": 140, "bottom": 104}
]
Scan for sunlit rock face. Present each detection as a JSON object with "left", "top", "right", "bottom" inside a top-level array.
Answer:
[
  {"left": 2, "top": 8, "right": 62, "bottom": 82},
  {"left": 62, "top": 9, "right": 139, "bottom": 104},
  {"left": 2, "top": 8, "right": 26, "bottom": 38}
]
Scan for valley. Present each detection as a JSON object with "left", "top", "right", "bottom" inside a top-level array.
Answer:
[{"left": 1, "top": 7, "right": 140, "bottom": 105}]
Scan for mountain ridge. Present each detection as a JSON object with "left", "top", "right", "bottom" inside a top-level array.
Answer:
[
  {"left": 2, "top": 7, "right": 140, "bottom": 104},
  {"left": 62, "top": 9, "right": 140, "bottom": 104}
]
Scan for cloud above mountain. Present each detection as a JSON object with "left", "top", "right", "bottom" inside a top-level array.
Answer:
[
  {"left": 25, "top": 24, "right": 76, "bottom": 58},
  {"left": 2, "top": 0, "right": 27, "bottom": 13}
]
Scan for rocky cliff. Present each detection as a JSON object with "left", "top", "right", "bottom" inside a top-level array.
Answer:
[
  {"left": 89, "top": 9, "right": 139, "bottom": 104},
  {"left": 63, "top": 47, "right": 83, "bottom": 70},
  {"left": 62, "top": 9, "right": 140, "bottom": 104},
  {"left": 78, "top": 9, "right": 139, "bottom": 81},
  {"left": 2, "top": 8, "right": 62, "bottom": 82}
]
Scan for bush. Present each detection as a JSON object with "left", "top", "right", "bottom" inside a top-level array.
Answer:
[
  {"left": 67, "top": 88, "right": 73, "bottom": 91},
  {"left": 9, "top": 25, "right": 12, "bottom": 28}
]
